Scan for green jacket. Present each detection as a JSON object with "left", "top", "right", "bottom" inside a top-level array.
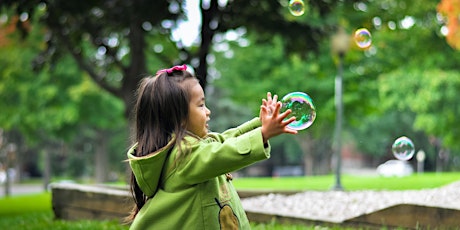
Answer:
[{"left": 127, "top": 118, "right": 270, "bottom": 230}]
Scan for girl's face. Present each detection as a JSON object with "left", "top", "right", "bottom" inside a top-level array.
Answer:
[{"left": 186, "top": 81, "right": 211, "bottom": 138}]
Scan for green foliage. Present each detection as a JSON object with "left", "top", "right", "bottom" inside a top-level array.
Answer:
[
  {"left": 270, "top": 135, "right": 303, "bottom": 164},
  {"left": 212, "top": 33, "right": 336, "bottom": 136},
  {"left": 350, "top": 111, "right": 431, "bottom": 158},
  {"left": 335, "top": 0, "right": 460, "bottom": 161},
  {"left": 0, "top": 0, "right": 204, "bottom": 115},
  {"left": 379, "top": 69, "right": 460, "bottom": 151},
  {"left": 0, "top": 12, "right": 127, "bottom": 181},
  {"left": 1, "top": 0, "right": 460, "bottom": 180},
  {"left": 0, "top": 0, "right": 204, "bottom": 182},
  {"left": 0, "top": 19, "right": 125, "bottom": 144},
  {"left": 69, "top": 76, "right": 125, "bottom": 129},
  {"left": 210, "top": 33, "right": 338, "bottom": 173}
]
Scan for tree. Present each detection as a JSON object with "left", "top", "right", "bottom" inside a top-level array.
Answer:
[
  {"left": 379, "top": 69, "right": 460, "bottom": 152},
  {"left": 1, "top": 0, "right": 355, "bottom": 116},
  {"left": 0, "top": 14, "right": 125, "bottom": 182},
  {"left": 0, "top": 0, "right": 224, "bottom": 118},
  {"left": 0, "top": 0, "right": 359, "bottom": 179},
  {"left": 211, "top": 32, "right": 336, "bottom": 175},
  {"left": 343, "top": 0, "right": 460, "bottom": 169},
  {"left": 211, "top": 0, "right": 460, "bottom": 173},
  {"left": 3, "top": 0, "right": 460, "bottom": 179},
  {"left": 1, "top": 0, "right": 207, "bottom": 182}
]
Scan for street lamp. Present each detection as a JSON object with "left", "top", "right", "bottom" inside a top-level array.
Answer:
[{"left": 331, "top": 27, "right": 350, "bottom": 191}]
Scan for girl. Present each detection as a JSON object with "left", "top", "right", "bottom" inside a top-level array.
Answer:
[{"left": 126, "top": 64, "right": 297, "bottom": 229}]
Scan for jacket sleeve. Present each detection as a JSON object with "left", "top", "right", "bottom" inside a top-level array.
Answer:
[
  {"left": 217, "top": 117, "right": 262, "bottom": 139},
  {"left": 173, "top": 126, "right": 270, "bottom": 185}
]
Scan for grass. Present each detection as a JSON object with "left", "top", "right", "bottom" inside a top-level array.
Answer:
[
  {"left": 232, "top": 172, "right": 460, "bottom": 191},
  {"left": 0, "top": 193, "right": 129, "bottom": 230},
  {"left": 0, "top": 193, "right": 330, "bottom": 230},
  {"left": 1, "top": 172, "right": 459, "bottom": 229},
  {"left": 0, "top": 190, "right": 322, "bottom": 230},
  {"left": 0, "top": 211, "right": 129, "bottom": 230},
  {"left": 0, "top": 192, "right": 51, "bottom": 216}
]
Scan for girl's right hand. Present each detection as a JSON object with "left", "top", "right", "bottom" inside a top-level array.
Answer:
[{"left": 260, "top": 92, "right": 298, "bottom": 144}]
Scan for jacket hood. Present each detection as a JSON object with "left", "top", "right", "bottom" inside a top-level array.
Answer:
[{"left": 127, "top": 140, "right": 174, "bottom": 197}]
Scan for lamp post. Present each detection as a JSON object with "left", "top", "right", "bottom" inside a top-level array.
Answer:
[
  {"left": 416, "top": 150, "right": 426, "bottom": 174},
  {"left": 331, "top": 27, "right": 350, "bottom": 191},
  {"left": 3, "top": 143, "right": 17, "bottom": 197}
]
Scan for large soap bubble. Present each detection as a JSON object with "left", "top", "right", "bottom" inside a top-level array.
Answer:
[{"left": 280, "top": 92, "right": 316, "bottom": 130}]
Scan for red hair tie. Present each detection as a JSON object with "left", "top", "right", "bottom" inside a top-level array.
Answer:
[{"left": 156, "top": 64, "right": 187, "bottom": 75}]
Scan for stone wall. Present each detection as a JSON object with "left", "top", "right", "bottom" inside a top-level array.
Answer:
[
  {"left": 51, "top": 183, "right": 460, "bottom": 229},
  {"left": 50, "top": 183, "right": 132, "bottom": 222}
]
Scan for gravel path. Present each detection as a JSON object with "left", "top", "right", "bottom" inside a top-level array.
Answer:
[{"left": 241, "top": 181, "right": 460, "bottom": 223}]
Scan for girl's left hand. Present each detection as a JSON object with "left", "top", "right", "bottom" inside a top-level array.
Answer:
[{"left": 260, "top": 92, "right": 297, "bottom": 143}]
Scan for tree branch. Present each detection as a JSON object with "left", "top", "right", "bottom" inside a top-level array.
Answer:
[{"left": 55, "top": 31, "right": 122, "bottom": 99}]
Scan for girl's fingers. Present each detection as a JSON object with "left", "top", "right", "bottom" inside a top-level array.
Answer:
[
  {"left": 266, "top": 92, "right": 272, "bottom": 106},
  {"left": 272, "top": 94, "right": 278, "bottom": 104},
  {"left": 262, "top": 99, "right": 275, "bottom": 115},
  {"left": 284, "top": 127, "right": 298, "bottom": 134},
  {"left": 281, "top": 116, "right": 297, "bottom": 125},
  {"left": 267, "top": 92, "right": 272, "bottom": 102},
  {"left": 281, "top": 116, "right": 297, "bottom": 134},
  {"left": 272, "top": 101, "right": 282, "bottom": 116},
  {"left": 277, "top": 108, "right": 292, "bottom": 120},
  {"left": 260, "top": 105, "right": 269, "bottom": 114}
]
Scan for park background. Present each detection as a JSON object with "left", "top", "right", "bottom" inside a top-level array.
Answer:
[{"left": 0, "top": 1, "right": 460, "bottom": 227}]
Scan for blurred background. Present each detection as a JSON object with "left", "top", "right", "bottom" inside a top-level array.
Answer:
[{"left": 0, "top": 0, "right": 459, "bottom": 191}]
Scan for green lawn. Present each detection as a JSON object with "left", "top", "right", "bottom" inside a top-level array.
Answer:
[
  {"left": 0, "top": 193, "right": 328, "bottom": 230},
  {"left": 0, "top": 192, "right": 130, "bottom": 230},
  {"left": 232, "top": 172, "right": 460, "bottom": 191},
  {"left": 1, "top": 172, "right": 459, "bottom": 229},
  {"left": 0, "top": 211, "right": 129, "bottom": 230},
  {"left": 0, "top": 192, "right": 51, "bottom": 216}
]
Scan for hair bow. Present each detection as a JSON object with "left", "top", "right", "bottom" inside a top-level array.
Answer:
[{"left": 156, "top": 64, "right": 187, "bottom": 75}]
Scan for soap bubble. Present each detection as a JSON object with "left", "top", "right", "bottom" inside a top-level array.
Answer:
[
  {"left": 392, "top": 136, "right": 415, "bottom": 161},
  {"left": 289, "top": 0, "right": 305, "bottom": 17},
  {"left": 354, "top": 28, "right": 372, "bottom": 49},
  {"left": 280, "top": 92, "right": 316, "bottom": 130}
]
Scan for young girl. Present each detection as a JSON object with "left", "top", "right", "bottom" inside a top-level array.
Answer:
[{"left": 126, "top": 64, "right": 297, "bottom": 229}]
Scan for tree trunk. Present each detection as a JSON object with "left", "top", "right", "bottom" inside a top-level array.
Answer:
[{"left": 197, "top": 0, "right": 219, "bottom": 91}]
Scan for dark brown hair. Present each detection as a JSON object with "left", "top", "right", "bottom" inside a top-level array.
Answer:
[{"left": 126, "top": 68, "right": 197, "bottom": 222}]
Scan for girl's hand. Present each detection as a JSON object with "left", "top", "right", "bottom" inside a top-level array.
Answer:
[{"left": 260, "top": 93, "right": 298, "bottom": 143}]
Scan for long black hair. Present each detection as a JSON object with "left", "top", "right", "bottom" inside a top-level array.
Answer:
[{"left": 126, "top": 68, "right": 197, "bottom": 222}]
